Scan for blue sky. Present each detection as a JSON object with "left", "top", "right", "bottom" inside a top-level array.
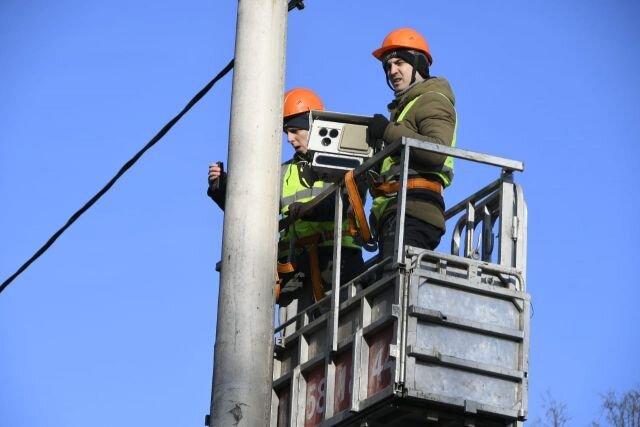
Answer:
[{"left": 1, "top": 1, "right": 639, "bottom": 426}]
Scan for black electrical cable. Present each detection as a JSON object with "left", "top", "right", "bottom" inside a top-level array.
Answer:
[
  {"left": 288, "top": 0, "right": 305, "bottom": 11},
  {"left": 0, "top": 60, "right": 234, "bottom": 295},
  {"left": 1, "top": 1, "right": 309, "bottom": 295}
]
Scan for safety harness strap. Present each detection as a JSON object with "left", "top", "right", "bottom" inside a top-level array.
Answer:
[
  {"left": 372, "top": 177, "right": 443, "bottom": 197},
  {"left": 308, "top": 243, "right": 325, "bottom": 303},
  {"left": 275, "top": 227, "right": 359, "bottom": 304},
  {"left": 275, "top": 240, "right": 324, "bottom": 304},
  {"left": 345, "top": 171, "right": 443, "bottom": 244},
  {"left": 344, "top": 170, "right": 374, "bottom": 244}
]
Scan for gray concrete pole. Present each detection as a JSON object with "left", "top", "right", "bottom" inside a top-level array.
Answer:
[{"left": 209, "top": 0, "right": 287, "bottom": 425}]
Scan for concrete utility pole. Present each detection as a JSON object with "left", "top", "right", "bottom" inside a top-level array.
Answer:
[{"left": 209, "top": 0, "right": 287, "bottom": 426}]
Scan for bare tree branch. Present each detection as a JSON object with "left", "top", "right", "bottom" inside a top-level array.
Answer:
[
  {"left": 531, "top": 390, "right": 570, "bottom": 427},
  {"left": 596, "top": 388, "right": 640, "bottom": 427}
]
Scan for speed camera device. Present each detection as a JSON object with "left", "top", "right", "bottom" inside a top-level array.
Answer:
[{"left": 306, "top": 110, "right": 375, "bottom": 181}]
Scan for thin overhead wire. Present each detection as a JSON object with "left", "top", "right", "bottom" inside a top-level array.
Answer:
[{"left": 0, "top": 60, "right": 234, "bottom": 295}]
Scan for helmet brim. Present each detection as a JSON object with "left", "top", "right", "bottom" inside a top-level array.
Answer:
[{"left": 372, "top": 45, "right": 433, "bottom": 65}]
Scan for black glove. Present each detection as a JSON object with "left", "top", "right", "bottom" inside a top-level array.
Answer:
[
  {"left": 287, "top": 202, "right": 305, "bottom": 220},
  {"left": 367, "top": 114, "right": 390, "bottom": 143}
]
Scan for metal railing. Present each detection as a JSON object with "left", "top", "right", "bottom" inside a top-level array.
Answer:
[{"left": 277, "top": 135, "right": 527, "bottom": 304}]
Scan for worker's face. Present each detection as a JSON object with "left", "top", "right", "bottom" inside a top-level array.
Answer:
[
  {"left": 285, "top": 127, "right": 309, "bottom": 155},
  {"left": 385, "top": 57, "right": 423, "bottom": 91}
]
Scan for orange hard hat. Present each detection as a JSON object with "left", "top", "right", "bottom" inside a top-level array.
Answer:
[
  {"left": 372, "top": 28, "right": 433, "bottom": 65},
  {"left": 283, "top": 88, "right": 324, "bottom": 119}
]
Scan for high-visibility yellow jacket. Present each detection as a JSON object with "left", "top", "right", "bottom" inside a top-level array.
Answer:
[{"left": 279, "top": 157, "right": 360, "bottom": 258}]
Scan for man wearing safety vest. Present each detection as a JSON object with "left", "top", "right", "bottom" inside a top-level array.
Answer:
[
  {"left": 367, "top": 28, "right": 456, "bottom": 262},
  {"left": 207, "top": 88, "right": 365, "bottom": 323}
]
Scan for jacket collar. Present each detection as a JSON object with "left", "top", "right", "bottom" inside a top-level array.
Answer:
[{"left": 387, "top": 77, "right": 434, "bottom": 112}]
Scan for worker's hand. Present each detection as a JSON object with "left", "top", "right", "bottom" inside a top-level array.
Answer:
[
  {"left": 367, "top": 114, "right": 390, "bottom": 142},
  {"left": 208, "top": 162, "right": 223, "bottom": 186},
  {"left": 287, "top": 202, "right": 305, "bottom": 220}
]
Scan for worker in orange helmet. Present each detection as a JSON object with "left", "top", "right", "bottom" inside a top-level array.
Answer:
[
  {"left": 368, "top": 28, "right": 457, "bottom": 263},
  {"left": 208, "top": 88, "right": 364, "bottom": 326}
]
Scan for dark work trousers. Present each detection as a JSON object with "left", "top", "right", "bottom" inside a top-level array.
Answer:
[
  {"left": 278, "top": 247, "right": 365, "bottom": 331},
  {"left": 378, "top": 213, "right": 443, "bottom": 268}
]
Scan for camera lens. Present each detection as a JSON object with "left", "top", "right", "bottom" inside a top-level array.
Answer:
[
  {"left": 321, "top": 137, "right": 332, "bottom": 147},
  {"left": 329, "top": 129, "right": 339, "bottom": 138},
  {"left": 319, "top": 128, "right": 328, "bottom": 137}
]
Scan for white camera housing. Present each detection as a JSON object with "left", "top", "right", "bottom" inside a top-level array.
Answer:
[{"left": 306, "top": 111, "right": 374, "bottom": 180}]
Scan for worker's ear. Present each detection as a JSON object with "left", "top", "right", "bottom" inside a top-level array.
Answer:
[{"left": 414, "top": 53, "right": 430, "bottom": 79}]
